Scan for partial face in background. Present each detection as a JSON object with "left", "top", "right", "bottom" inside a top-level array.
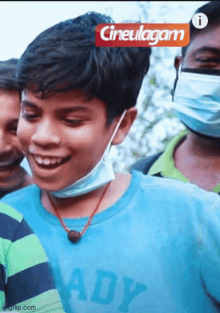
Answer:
[
  {"left": 174, "top": 24, "right": 220, "bottom": 73},
  {"left": 0, "top": 90, "right": 24, "bottom": 191},
  {"left": 182, "top": 24, "right": 220, "bottom": 70},
  {"left": 17, "top": 89, "right": 129, "bottom": 192},
  {"left": 172, "top": 24, "right": 220, "bottom": 140}
]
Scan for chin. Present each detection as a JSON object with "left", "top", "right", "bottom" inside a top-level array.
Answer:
[
  {"left": 184, "top": 124, "right": 220, "bottom": 144},
  {"left": 194, "top": 131, "right": 220, "bottom": 144},
  {"left": 33, "top": 176, "right": 71, "bottom": 192},
  {"left": 0, "top": 180, "right": 23, "bottom": 194}
]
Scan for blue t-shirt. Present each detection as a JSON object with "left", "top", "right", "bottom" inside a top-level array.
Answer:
[{"left": 2, "top": 170, "right": 220, "bottom": 313}]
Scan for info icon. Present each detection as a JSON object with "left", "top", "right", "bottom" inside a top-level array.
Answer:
[{"left": 192, "top": 13, "right": 208, "bottom": 29}]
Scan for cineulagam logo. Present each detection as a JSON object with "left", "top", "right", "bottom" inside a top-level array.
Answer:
[{"left": 96, "top": 23, "right": 190, "bottom": 47}]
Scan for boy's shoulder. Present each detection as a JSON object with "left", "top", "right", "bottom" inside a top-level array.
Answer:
[
  {"left": 2, "top": 172, "right": 220, "bottom": 214},
  {"left": 132, "top": 169, "right": 220, "bottom": 206},
  {"left": 2, "top": 184, "right": 40, "bottom": 206}
]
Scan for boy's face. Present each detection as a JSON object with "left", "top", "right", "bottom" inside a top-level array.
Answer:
[
  {"left": 0, "top": 90, "right": 24, "bottom": 190},
  {"left": 182, "top": 24, "right": 220, "bottom": 70},
  {"left": 18, "top": 89, "right": 125, "bottom": 192}
]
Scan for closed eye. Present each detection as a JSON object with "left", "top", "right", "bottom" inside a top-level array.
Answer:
[
  {"left": 7, "top": 120, "right": 18, "bottom": 135},
  {"left": 21, "top": 112, "right": 39, "bottom": 121},
  {"left": 9, "top": 126, "right": 17, "bottom": 135},
  {"left": 63, "top": 118, "right": 84, "bottom": 126},
  {"left": 195, "top": 58, "right": 220, "bottom": 63}
]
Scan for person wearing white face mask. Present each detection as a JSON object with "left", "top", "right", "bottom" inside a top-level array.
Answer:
[{"left": 131, "top": 1, "right": 220, "bottom": 194}]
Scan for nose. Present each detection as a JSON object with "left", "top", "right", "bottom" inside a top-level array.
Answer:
[
  {"left": 0, "top": 130, "right": 13, "bottom": 154},
  {"left": 31, "top": 118, "right": 61, "bottom": 148}
]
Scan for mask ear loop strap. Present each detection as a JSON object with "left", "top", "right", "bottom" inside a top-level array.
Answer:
[
  {"left": 103, "top": 110, "right": 127, "bottom": 161},
  {"left": 178, "top": 63, "right": 182, "bottom": 78}
]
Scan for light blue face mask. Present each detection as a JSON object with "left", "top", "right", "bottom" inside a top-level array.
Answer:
[
  {"left": 52, "top": 111, "right": 126, "bottom": 198},
  {"left": 173, "top": 69, "right": 220, "bottom": 137}
]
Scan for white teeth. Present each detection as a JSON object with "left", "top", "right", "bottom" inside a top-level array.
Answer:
[
  {"left": 35, "top": 156, "right": 43, "bottom": 164},
  {"left": 50, "top": 158, "right": 57, "bottom": 164},
  {"left": 43, "top": 158, "right": 50, "bottom": 165},
  {"left": 34, "top": 156, "right": 63, "bottom": 166}
]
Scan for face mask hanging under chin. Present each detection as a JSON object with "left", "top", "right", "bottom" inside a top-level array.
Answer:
[
  {"left": 173, "top": 70, "right": 220, "bottom": 138},
  {"left": 52, "top": 111, "right": 126, "bottom": 198}
]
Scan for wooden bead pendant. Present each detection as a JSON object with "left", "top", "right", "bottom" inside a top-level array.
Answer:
[
  {"left": 47, "top": 182, "right": 111, "bottom": 243},
  {"left": 68, "top": 230, "right": 81, "bottom": 243}
]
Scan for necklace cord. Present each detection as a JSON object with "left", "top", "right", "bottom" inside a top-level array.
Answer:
[
  {"left": 47, "top": 181, "right": 111, "bottom": 237},
  {"left": 80, "top": 181, "right": 111, "bottom": 236}
]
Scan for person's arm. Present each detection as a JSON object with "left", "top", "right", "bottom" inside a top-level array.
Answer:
[{"left": 0, "top": 203, "right": 65, "bottom": 312}]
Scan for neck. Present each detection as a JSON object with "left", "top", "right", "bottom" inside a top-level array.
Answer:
[
  {"left": 41, "top": 172, "right": 131, "bottom": 219},
  {"left": 183, "top": 131, "right": 220, "bottom": 159},
  {"left": 174, "top": 131, "right": 220, "bottom": 191},
  {"left": 42, "top": 182, "right": 112, "bottom": 219}
]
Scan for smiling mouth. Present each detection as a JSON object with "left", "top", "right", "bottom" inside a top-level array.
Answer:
[
  {"left": 0, "top": 158, "right": 21, "bottom": 172},
  {"left": 32, "top": 155, "right": 71, "bottom": 170}
]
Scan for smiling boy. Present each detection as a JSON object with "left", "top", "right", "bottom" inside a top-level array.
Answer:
[{"left": 2, "top": 11, "right": 220, "bottom": 313}]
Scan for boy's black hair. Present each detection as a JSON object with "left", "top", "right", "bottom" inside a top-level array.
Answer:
[
  {"left": 0, "top": 58, "right": 19, "bottom": 91},
  {"left": 182, "top": 1, "right": 220, "bottom": 58},
  {"left": 17, "top": 12, "right": 151, "bottom": 124}
]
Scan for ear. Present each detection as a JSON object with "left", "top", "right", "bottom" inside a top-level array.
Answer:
[
  {"left": 112, "top": 108, "right": 138, "bottom": 145},
  {"left": 174, "top": 56, "right": 182, "bottom": 72}
]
